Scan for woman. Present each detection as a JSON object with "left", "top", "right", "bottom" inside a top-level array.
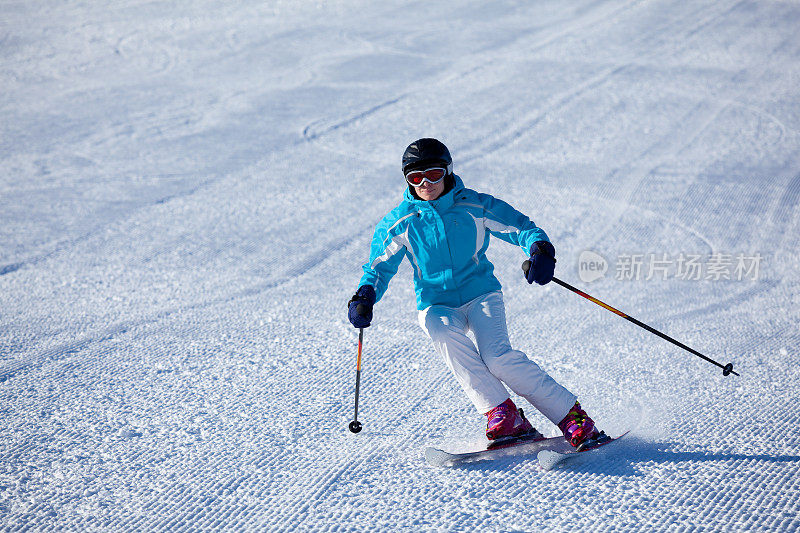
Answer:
[{"left": 348, "top": 138, "right": 599, "bottom": 448}]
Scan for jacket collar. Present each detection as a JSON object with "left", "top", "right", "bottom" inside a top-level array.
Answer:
[{"left": 404, "top": 175, "right": 465, "bottom": 212}]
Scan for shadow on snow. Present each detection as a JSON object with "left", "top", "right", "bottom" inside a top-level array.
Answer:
[{"left": 445, "top": 437, "right": 800, "bottom": 476}]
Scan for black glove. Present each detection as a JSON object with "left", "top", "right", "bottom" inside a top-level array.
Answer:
[
  {"left": 525, "top": 241, "right": 556, "bottom": 285},
  {"left": 348, "top": 285, "right": 376, "bottom": 328}
]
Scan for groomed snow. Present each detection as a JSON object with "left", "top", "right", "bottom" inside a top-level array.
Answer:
[{"left": 2, "top": 0, "right": 799, "bottom": 530}]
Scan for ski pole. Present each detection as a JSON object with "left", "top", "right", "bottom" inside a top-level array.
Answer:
[
  {"left": 522, "top": 261, "right": 739, "bottom": 377},
  {"left": 348, "top": 327, "right": 364, "bottom": 433}
]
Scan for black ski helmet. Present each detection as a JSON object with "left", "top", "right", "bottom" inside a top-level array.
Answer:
[{"left": 402, "top": 138, "right": 453, "bottom": 176}]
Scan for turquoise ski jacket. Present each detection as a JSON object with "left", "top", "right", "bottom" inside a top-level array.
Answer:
[{"left": 358, "top": 175, "right": 551, "bottom": 310}]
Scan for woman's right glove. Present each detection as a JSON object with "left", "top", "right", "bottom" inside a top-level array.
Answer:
[{"left": 348, "top": 285, "right": 376, "bottom": 328}]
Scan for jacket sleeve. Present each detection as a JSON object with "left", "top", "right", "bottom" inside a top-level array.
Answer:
[
  {"left": 358, "top": 215, "right": 408, "bottom": 303},
  {"left": 479, "top": 193, "right": 550, "bottom": 254}
]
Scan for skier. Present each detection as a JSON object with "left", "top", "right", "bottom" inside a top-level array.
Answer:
[{"left": 348, "top": 138, "right": 600, "bottom": 448}]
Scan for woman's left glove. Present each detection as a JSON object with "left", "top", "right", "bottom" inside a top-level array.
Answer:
[
  {"left": 348, "top": 285, "right": 376, "bottom": 328},
  {"left": 525, "top": 241, "right": 556, "bottom": 285}
]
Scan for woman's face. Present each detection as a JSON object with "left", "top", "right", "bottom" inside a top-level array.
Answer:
[{"left": 415, "top": 179, "right": 445, "bottom": 201}]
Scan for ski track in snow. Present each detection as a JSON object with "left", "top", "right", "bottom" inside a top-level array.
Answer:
[{"left": 2, "top": 0, "right": 800, "bottom": 531}]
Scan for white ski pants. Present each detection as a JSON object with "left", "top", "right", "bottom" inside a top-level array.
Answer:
[{"left": 418, "top": 291, "right": 576, "bottom": 425}]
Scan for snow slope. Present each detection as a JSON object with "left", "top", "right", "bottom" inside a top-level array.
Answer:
[{"left": 2, "top": 0, "right": 799, "bottom": 530}]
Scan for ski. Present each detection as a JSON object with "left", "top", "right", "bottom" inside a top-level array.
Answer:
[
  {"left": 537, "top": 430, "right": 630, "bottom": 471},
  {"left": 425, "top": 434, "right": 573, "bottom": 468}
]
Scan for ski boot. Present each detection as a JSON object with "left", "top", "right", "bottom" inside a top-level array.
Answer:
[
  {"left": 485, "top": 398, "right": 539, "bottom": 445},
  {"left": 558, "top": 401, "right": 602, "bottom": 449}
]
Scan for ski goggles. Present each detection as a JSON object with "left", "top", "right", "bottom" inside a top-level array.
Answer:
[{"left": 405, "top": 167, "right": 447, "bottom": 186}]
